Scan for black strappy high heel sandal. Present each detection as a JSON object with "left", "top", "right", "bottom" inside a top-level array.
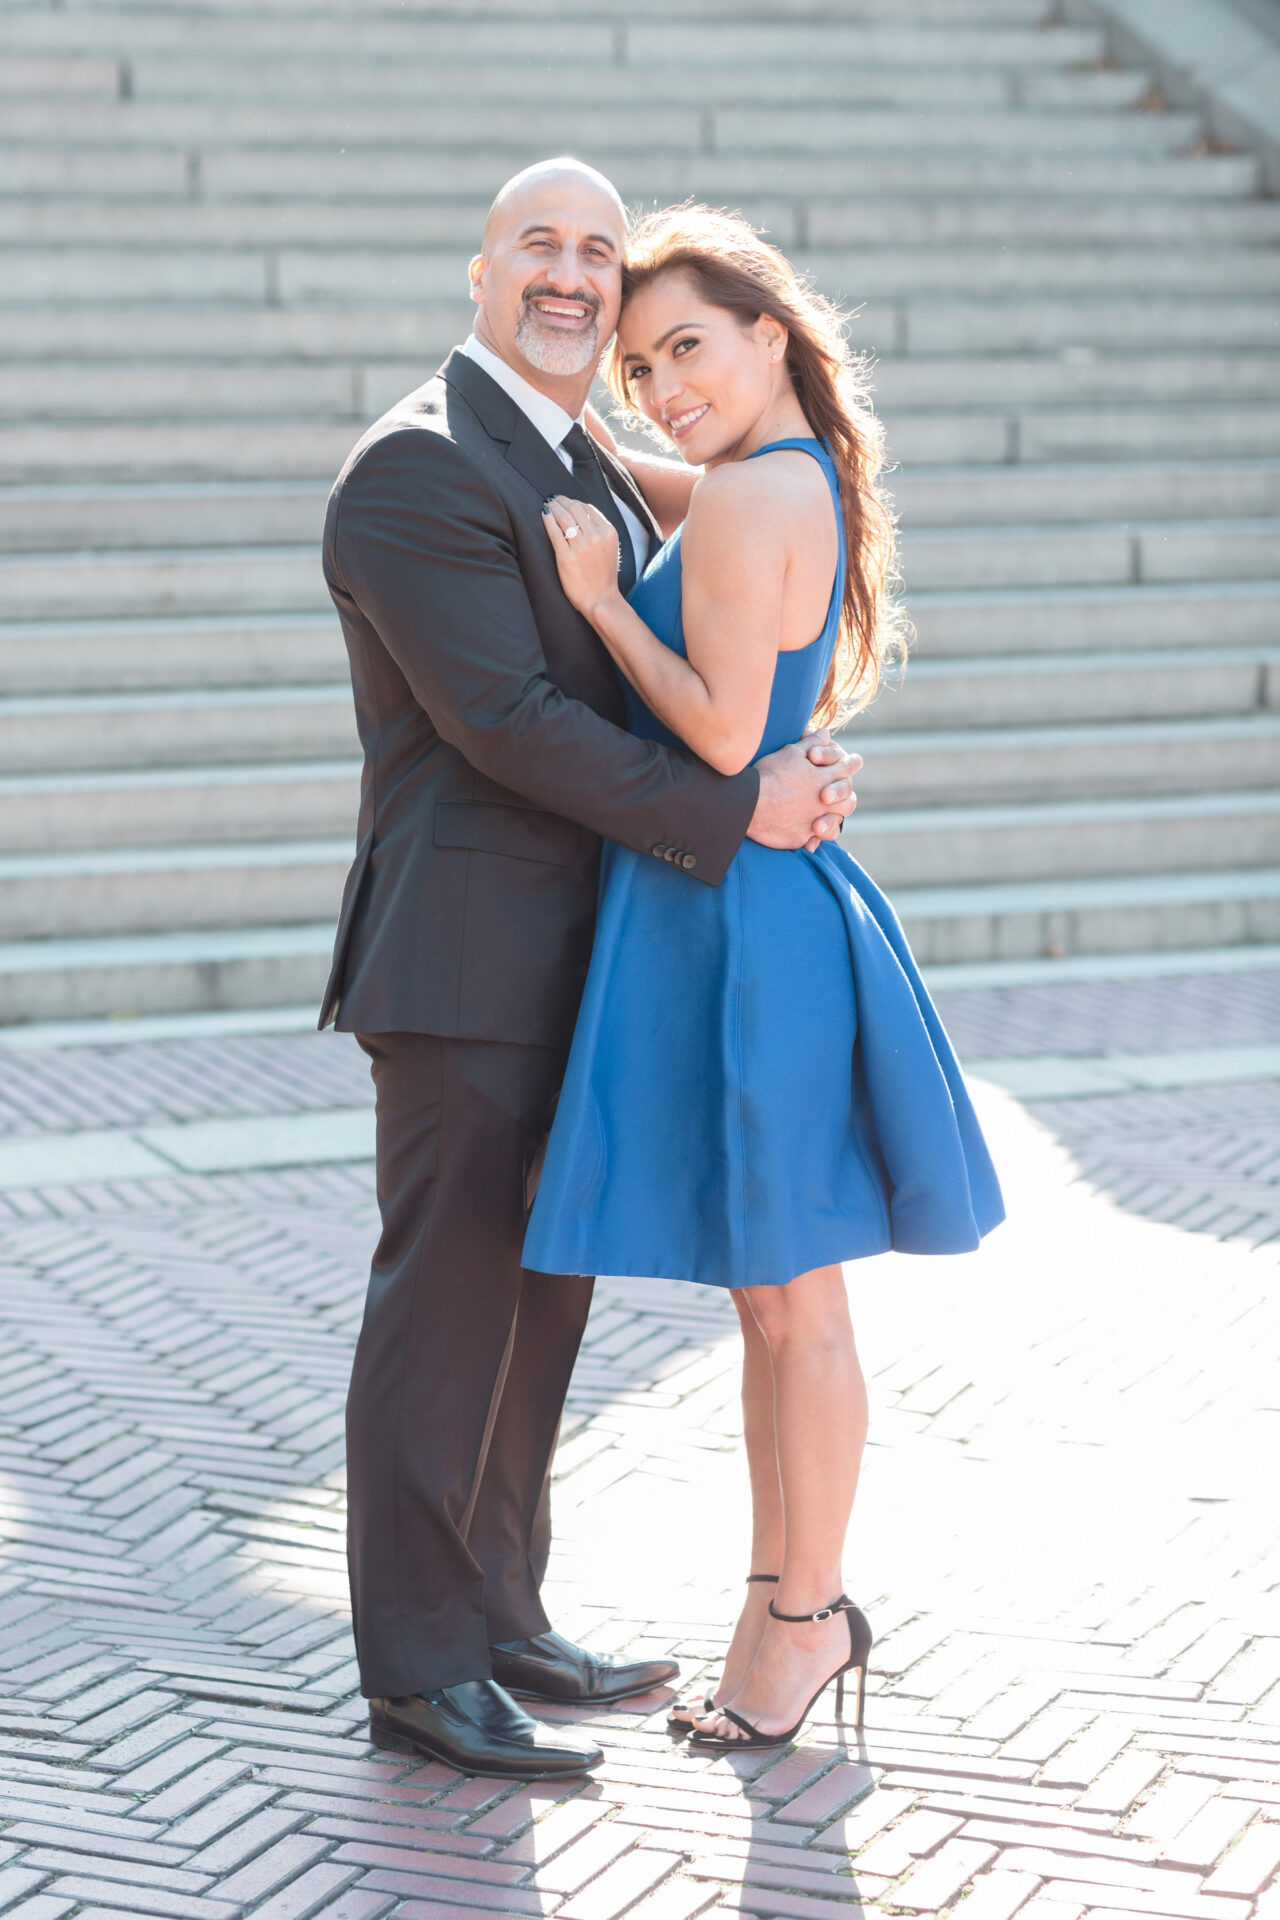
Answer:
[
  {"left": 665, "top": 1574, "right": 778, "bottom": 1734},
  {"left": 688, "top": 1592, "right": 873, "bottom": 1750}
]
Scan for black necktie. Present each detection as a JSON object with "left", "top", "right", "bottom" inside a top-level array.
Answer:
[{"left": 559, "top": 423, "right": 638, "bottom": 597}]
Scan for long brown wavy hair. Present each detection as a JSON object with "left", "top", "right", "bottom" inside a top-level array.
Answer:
[{"left": 608, "top": 205, "right": 908, "bottom": 725}]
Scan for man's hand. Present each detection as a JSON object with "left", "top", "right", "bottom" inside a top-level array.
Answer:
[{"left": 747, "top": 729, "right": 861, "bottom": 852}]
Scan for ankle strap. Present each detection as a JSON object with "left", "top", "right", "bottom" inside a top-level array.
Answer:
[
  {"left": 746, "top": 1573, "right": 780, "bottom": 1585},
  {"left": 768, "top": 1593, "right": 852, "bottom": 1623}
]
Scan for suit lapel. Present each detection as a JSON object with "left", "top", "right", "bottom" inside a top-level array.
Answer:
[
  {"left": 505, "top": 408, "right": 577, "bottom": 505},
  {"left": 593, "top": 442, "right": 663, "bottom": 554},
  {"left": 441, "top": 346, "right": 663, "bottom": 562}
]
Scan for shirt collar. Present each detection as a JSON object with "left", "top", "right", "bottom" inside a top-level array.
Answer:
[{"left": 462, "top": 334, "right": 584, "bottom": 454}]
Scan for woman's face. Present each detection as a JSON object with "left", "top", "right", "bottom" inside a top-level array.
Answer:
[{"left": 617, "top": 270, "right": 786, "bottom": 467}]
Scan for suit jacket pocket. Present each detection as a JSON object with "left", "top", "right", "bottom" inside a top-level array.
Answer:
[{"left": 432, "top": 799, "right": 588, "bottom": 868}]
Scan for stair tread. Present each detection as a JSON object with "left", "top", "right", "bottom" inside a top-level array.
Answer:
[
  {"left": 852, "top": 715, "right": 1280, "bottom": 752},
  {"left": 3, "top": 0, "right": 1277, "bottom": 1003},
  {"left": 893, "top": 868, "right": 1280, "bottom": 913},
  {"left": 0, "top": 840, "right": 352, "bottom": 877},
  {"left": 0, "top": 923, "right": 339, "bottom": 971},
  {"left": 860, "top": 790, "right": 1280, "bottom": 831}
]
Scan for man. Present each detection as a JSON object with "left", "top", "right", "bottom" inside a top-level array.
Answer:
[{"left": 321, "top": 157, "right": 861, "bottom": 1780}]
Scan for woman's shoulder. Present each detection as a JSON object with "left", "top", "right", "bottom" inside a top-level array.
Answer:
[
  {"left": 698, "top": 446, "right": 828, "bottom": 508},
  {"left": 685, "top": 448, "right": 829, "bottom": 552}
]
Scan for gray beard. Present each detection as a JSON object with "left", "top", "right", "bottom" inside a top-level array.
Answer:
[{"left": 515, "top": 302, "right": 601, "bottom": 376}]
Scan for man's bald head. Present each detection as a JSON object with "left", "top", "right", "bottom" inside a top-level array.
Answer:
[
  {"left": 481, "top": 157, "right": 626, "bottom": 254},
  {"left": 468, "top": 156, "right": 628, "bottom": 399}
]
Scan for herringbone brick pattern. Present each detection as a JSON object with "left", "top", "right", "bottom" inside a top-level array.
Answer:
[
  {"left": 931, "top": 969, "right": 1280, "bottom": 1254},
  {"left": 1, "top": 972, "right": 1278, "bottom": 1920}
]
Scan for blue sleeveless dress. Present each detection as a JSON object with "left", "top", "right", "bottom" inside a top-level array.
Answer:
[{"left": 522, "top": 438, "right": 1004, "bottom": 1289}]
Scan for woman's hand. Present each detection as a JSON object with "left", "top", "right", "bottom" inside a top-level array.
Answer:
[{"left": 542, "top": 495, "right": 624, "bottom": 622}]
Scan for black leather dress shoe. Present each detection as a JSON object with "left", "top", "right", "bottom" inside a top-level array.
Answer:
[
  {"left": 369, "top": 1679, "right": 602, "bottom": 1779},
  {"left": 490, "top": 1629, "right": 679, "bottom": 1705}
]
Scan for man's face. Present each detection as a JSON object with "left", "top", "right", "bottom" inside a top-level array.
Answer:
[{"left": 470, "top": 174, "right": 625, "bottom": 380}]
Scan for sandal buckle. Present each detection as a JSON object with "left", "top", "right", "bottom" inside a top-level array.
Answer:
[{"left": 812, "top": 1607, "right": 834, "bottom": 1621}]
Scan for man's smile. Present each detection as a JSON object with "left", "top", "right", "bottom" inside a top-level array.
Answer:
[{"left": 527, "top": 295, "right": 597, "bottom": 329}]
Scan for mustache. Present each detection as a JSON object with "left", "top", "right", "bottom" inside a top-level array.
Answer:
[{"left": 522, "top": 286, "right": 603, "bottom": 318}]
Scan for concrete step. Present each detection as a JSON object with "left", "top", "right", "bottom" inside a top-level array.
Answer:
[
  {"left": 903, "top": 298, "right": 1280, "bottom": 353},
  {"left": 19, "top": 56, "right": 1147, "bottom": 112},
  {"left": 8, "top": 241, "right": 1280, "bottom": 309},
  {"left": 6, "top": 519, "right": 1273, "bottom": 620},
  {"left": 0, "top": 99, "right": 1205, "bottom": 155},
  {"left": 853, "top": 790, "right": 1280, "bottom": 887},
  {"left": 805, "top": 247, "right": 1280, "bottom": 299},
  {"left": 0, "top": 56, "right": 121, "bottom": 99},
  {"left": 4, "top": 147, "right": 1257, "bottom": 204},
  {"left": 0, "top": 479, "right": 332, "bottom": 547},
  {"left": 80, "top": 0, "right": 1055, "bottom": 15},
  {"left": 0, "top": 304, "right": 473, "bottom": 362},
  {"left": 964, "top": 406, "right": 1280, "bottom": 464},
  {"left": 894, "top": 866, "right": 1280, "bottom": 966},
  {"left": 852, "top": 715, "right": 1280, "bottom": 807},
  {"left": 874, "top": 353, "right": 1280, "bottom": 410},
  {"left": 4, "top": 870, "right": 1278, "bottom": 1022},
  {"left": 0, "top": 360, "right": 369, "bottom": 421},
  {"left": 902, "top": 518, "right": 1280, "bottom": 590},
  {"left": 0, "top": 686, "right": 357, "bottom": 773},
  {"left": 119, "top": 0, "right": 1059, "bottom": 21},
  {"left": 0, "top": 101, "right": 709, "bottom": 152},
  {"left": 910, "top": 580, "right": 1280, "bottom": 656},
  {"left": 0, "top": 839, "right": 350, "bottom": 938},
  {"left": 0, "top": 546, "right": 329, "bottom": 620},
  {"left": 6, "top": 463, "right": 1279, "bottom": 550},
  {"left": 807, "top": 199, "right": 1280, "bottom": 249},
  {"left": 628, "top": 20, "right": 1101, "bottom": 63},
  {"left": 0, "top": 923, "right": 336, "bottom": 1025},
  {"left": 2, "top": 292, "right": 1272, "bottom": 365},
  {"left": 862, "top": 647, "right": 1280, "bottom": 732},
  {"left": 12, "top": 413, "right": 1280, "bottom": 488},
  {"left": 0, "top": 15, "right": 1108, "bottom": 66},
  {"left": 2, "top": 758, "right": 1275, "bottom": 885},
  {"left": 0, "top": 760, "right": 360, "bottom": 853},
  {"left": 11, "top": 672, "right": 1272, "bottom": 780},
  {"left": 892, "top": 460, "right": 1280, "bottom": 527},
  {"left": 0, "top": 612, "right": 346, "bottom": 695},
  {"left": 124, "top": 61, "right": 1155, "bottom": 114},
  {"left": 5, "top": 195, "right": 1280, "bottom": 253},
  {"left": 6, "top": 351, "right": 1280, "bottom": 426}
]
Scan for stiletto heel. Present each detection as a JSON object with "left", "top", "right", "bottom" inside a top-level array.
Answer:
[
  {"left": 666, "top": 1574, "right": 778, "bottom": 1735},
  {"left": 689, "top": 1593, "right": 873, "bottom": 1751}
]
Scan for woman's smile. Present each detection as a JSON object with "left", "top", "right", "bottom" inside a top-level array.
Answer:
[{"left": 665, "top": 401, "right": 710, "bottom": 441}]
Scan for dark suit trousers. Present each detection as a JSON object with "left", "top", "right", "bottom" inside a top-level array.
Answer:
[{"left": 347, "top": 1032, "right": 594, "bottom": 1698}]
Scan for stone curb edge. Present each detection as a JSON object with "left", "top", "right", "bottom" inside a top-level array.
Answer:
[{"left": 1066, "top": 0, "right": 1280, "bottom": 189}]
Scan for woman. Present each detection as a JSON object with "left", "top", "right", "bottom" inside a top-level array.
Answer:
[{"left": 522, "top": 208, "right": 1004, "bottom": 1749}]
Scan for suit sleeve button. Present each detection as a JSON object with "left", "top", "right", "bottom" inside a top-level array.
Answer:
[
  {"left": 681, "top": 853, "right": 697, "bottom": 870},
  {"left": 651, "top": 844, "right": 668, "bottom": 858},
  {"left": 664, "top": 847, "right": 679, "bottom": 863}
]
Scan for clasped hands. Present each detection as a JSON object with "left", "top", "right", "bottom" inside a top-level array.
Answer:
[{"left": 543, "top": 492, "right": 860, "bottom": 853}]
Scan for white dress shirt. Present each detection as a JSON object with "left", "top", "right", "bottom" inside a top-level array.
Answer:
[{"left": 462, "top": 333, "right": 650, "bottom": 579}]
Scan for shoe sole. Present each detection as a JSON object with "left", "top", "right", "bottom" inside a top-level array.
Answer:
[
  {"left": 504, "top": 1678, "right": 678, "bottom": 1706},
  {"left": 370, "top": 1722, "right": 601, "bottom": 1780}
]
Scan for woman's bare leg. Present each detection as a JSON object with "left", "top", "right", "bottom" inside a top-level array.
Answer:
[
  {"left": 671, "top": 1291, "right": 783, "bottom": 1722},
  {"left": 696, "top": 1262, "right": 868, "bottom": 1740}
]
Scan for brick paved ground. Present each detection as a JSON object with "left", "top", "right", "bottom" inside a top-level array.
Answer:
[{"left": 0, "top": 969, "right": 1278, "bottom": 1920}]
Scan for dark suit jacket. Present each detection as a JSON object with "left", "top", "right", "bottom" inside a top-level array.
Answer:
[{"left": 318, "top": 348, "right": 759, "bottom": 1045}]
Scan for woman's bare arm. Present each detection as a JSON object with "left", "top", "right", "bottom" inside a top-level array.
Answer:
[
  {"left": 586, "top": 402, "right": 699, "bottom": 540},
  {"left": 543, "top": 463, "right": 785, "bottom": 776}
]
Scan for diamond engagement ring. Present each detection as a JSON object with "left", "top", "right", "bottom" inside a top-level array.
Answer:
[{"left": 564, "top": 524, "right": 582, "bottom": 539}]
